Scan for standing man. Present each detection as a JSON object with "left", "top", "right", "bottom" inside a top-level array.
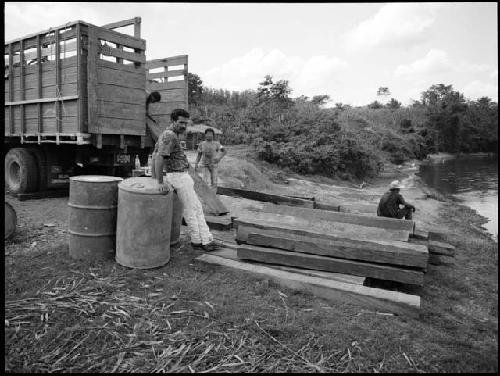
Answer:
[
  {"left": 153, "top": 109, "right": 223, "bottom": 252},
  {"left": 194, "top": 128, "right": 226, "bottom": 190},
  {"left": 377, "top": 180, "right": 416, "bottom": 220}
]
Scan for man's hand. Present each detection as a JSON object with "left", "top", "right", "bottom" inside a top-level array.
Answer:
[{"left": 158, "top": 182, "right": 170, "bottom": 193}]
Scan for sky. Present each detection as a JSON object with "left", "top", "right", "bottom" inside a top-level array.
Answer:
[{"left": 4, "top": 2, "right": 498, "bottom": 106}]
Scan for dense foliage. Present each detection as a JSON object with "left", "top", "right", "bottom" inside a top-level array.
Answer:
[{"left": 187, "top": 74, "right": 498, "bottom": 179}]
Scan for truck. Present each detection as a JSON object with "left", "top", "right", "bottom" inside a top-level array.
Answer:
[{"left": 4, "top": 17, "right": 188, "bottom": 194}]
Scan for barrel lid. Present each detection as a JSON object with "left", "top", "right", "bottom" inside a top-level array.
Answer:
[
  {"left": 119, "top": 177, "right": 171, "bottom": 195},
  {"left": 70, "top": 175, "right": 123, "bottom": 183}
]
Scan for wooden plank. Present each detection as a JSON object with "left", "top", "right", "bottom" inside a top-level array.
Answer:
[
  {"left": 234, "top": 218, "right": 422, "bottom": 254},
  {"left": 217, "top": 186, "right": 315, "bottom": 208},
  {"left": 237, "top": 245, "right": 424, "bottom": 286},
  {"left": 96, "top": 65, "right": 144, "bottom": 88},
  {"left": 101, "top": 17, "right": 140, "bottom": 31},
  {"left": 19, "top": 40, "right": 25, "bottom": 137},
  {"left": 428, "top": 253, "right": 454, "bottom": 266},
  {"left": 97, "top": 101, "right": 145, "bottom": 121},
  {"left": 339, "top": 203, "right": 378, "bottom": 215},
  {"left": 246, "top": 231, "right": 428, "bottom": 269},
  {"left": 235, "top": 212, "right": 410, "bottom": 242},
  {"left": 5, "top": 20, "right": 81, "bottom": 45},
  {"left": 6, "top": 95, "right": 79, "bottom": 106},
  {"left": 98, "top": 44, "right": 145, "bottom": 64},
  {"left": 205, "top": 214, "right": 233, "bottom": 230},
  {"left": 262, "top": 202, "right": 415, "bottom": 233},
  {"left": 146, "top": 55, "right": 188, "bottom": 70},
  {"left": 196, "top": 252, "right": 420, "bottom": 316},
  {"left": 96, "top": 27, "right": 145, "bottom": 50},
  {"left": 428, "top": 240, "right": 455, "bottom": 257},
  {"left": 428, "top": 231, "right": 448, "bottom": 243},
  {"left": 94, "top": 117, "right": 145, "bottom": 135},
  {"left": 97, "top": 59, "right": 145, "bottom": 74},
  {"left": 210, "top": 248, "right": 366, "bottom": 285},
  {"left": 314, "top": 201, "right": 341, "bottom": 211},
  {"left": 147, "top": 80, "right": 187, "bottom": 91},
  {"left": 96, "top": 84, "right": 145, "bottom": 105},
  {"left": 188, "top": 166, "right": 229, "bottom": 216},
  {"left": 147, "top": 69, "right": 186, "bottom": 80},
  {"left": 410, "top": 229, "right": 429, "bottom": 241},
  {"left": 55, "top": 28, "right": 61, "bottom": 135}
]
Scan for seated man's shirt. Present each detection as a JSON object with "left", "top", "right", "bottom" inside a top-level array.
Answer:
[
  {"left": 377, "top": 191, "right": 407, "bottom": 218},
  {"left": 197, "top": 140, "right": 224, "bottom": 167},
  {"left": 154, "top": 129, "right": 190, "bottom": 172}
]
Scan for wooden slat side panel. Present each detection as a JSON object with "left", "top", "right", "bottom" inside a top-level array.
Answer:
[
  {"left": 96, "top": 27, "right": 145, "bottom": 50},
  {"left": 95, "top": 118, "right": 145, "bottom": 135},
  {"left": 98, "top": 44, "right": 145, "bottom": 64},
  {"left": 146, "top": 55, "right": 188, "bottom": 69},
  {"left": 97, "top": 101, "right": 145, "bottom": 121},
  {"left": 147, "top": 80, "right": 187, "bottom": 91},
  {"left": 96, "top": 64, "right": 144, "bottom": 89},
  {"left": 96, "top": 84, "right": 145, "bottom": 105}
]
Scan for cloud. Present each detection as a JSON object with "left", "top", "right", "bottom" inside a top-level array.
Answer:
[
  {"left": 202, "top": 48, "right": 348, "bottom": 97},
  {"left": 395, "top": 49, "right": 496, "bottom": 81},
  {"left": 394, "top": 49, "right": 450, "bottom": 78},
  {"left": 343, "top": 3, "right": 442, "bottom": 51},
  {"left": 460, "top": 80, "right": 498, "bottom": 101}
]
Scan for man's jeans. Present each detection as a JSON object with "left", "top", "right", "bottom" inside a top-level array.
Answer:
[{"left": 166, "top": 172, "right": 213, "bottom": 245}]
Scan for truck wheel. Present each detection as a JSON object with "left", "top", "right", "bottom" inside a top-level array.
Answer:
[
  {"left": 5, "top": 148, "right": 39, "bottom": 193},
  {"left": 28, "top": 148, "right": 48, "bottom": 191}
]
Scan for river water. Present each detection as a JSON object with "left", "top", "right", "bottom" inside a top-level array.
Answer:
[{"left": 418, "top": 154, "right": 498, "bottom": 241}]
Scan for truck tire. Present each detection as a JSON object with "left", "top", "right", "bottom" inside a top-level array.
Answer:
[
  {"left": 5, "top": 148, "right": 39, "bottom": 194},
  {"left": 28, "top": 148, "right": 48, "bottom": 191}
]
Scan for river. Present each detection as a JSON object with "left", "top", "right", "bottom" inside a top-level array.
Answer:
[{"left": 418, "top": 154, "right": 498, "bottom": 241}]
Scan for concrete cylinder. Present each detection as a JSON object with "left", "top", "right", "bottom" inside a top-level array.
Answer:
[{"left": 115, "top": 177, "right": 173, "bottom": 269}]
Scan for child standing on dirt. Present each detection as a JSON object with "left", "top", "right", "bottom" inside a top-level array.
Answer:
[{"left": 195, "top": 128, "right": 226, "bottom": 190}]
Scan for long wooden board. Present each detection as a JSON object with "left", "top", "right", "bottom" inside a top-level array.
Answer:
[
  {"left": 217, "top": 186, "right": 315, "bottom": 208},
  {"left": 246, "top": 231, "right": 428, "bottom": 269},
  {"left": 261, "top": 202, "right": 415, "bottom": 233},
  {"left": 428, "top": 240, "right": 455, "bottom": 257},
  {"left": 237, "top": 245, "right": 424, "bottom": 286},
  {"left": 234, "top": 213, "right": 410, "bottom": 242},
  {"left": 188, "top": 166, "right": 229, "bottom": 216},
  {"left": 196, "top": 251, "right": 420, "bottom": 316}
]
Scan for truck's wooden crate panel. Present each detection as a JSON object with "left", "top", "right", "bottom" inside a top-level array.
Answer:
[
  {"left": 4, "top": 20, "right": 146, "bottom": 144},
  {"left": 146, "top": 55, "right": 188, "bottom": 126}
]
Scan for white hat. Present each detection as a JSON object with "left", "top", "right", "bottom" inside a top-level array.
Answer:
[{"left": 389, "top": 180, "right": 405, "bottom": 189}]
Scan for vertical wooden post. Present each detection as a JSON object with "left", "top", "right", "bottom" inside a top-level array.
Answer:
[
  {"left": 55, "top": 28, "right": 61, "bottom": 135},
  {"left": 184, "top": 58, "right": 188, "bottom": 111},
  {"left": 8, "top": 44, "right": 14, "bottom": 135},
  {"left": 133, "top": 17, "right": 141, "bottom": 38},
  {"left": 20, "top": 39, "right": 25, "bottom": 142},
  {"left": 76, "top": 23, "right": 82, "bottom": 134},
  {"left": 37, "top": 34, "right": 43, "bottom": 137},
  {"left": 87, "top": 25, "right": 98, "bottom": 137}
]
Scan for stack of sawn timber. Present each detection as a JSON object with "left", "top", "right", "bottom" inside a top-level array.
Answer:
[{"left": 229, "top": 203, "right": 429, "bottom": 315}]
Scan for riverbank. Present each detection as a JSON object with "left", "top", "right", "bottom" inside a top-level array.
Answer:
[{"left": 5, "top": 147, "right": 498, "bottom": 372}]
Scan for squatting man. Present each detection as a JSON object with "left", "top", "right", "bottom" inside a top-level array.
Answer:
[{"left": 151, "top": 109, "right": 223, "bottom": 252}]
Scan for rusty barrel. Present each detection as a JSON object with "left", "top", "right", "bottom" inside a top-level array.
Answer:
[
  {"left": 115, "top": 177, "right": 173, "bottom": 269},
  {"left": 68, "top": 175, "right": 123, "bottom": 260},
  {"left": 5, "top": 201, "right": 17, "bottom": 240},
  {"left": 170, "top": 189, "right": 184, "bottom": 248}
]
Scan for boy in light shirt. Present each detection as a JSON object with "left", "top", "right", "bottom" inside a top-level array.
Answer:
[{"left": 195, "top": 128, "right": 226, "bottom": 190}]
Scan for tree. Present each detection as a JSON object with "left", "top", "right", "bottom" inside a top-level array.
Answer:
[
  {"left": 368, "top": 100, "right": 383, "bottom": 109},
  {"left": 377, "top": 87, "right": 391, "bottom": 103},
  {"left": 311, "top": 95, "right": 331, "bottom": 107},
  {"left": 187, "top": 73, "right": 203, "bottom": 106},
  {"left": 386, "top": 98, "right": 402, "bottom": 109}
]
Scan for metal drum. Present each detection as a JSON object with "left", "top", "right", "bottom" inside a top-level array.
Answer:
[
  {"left": 5, "top": 201, "right": 17, "bottom": 240},
  {"left": 115, "top": 177, "right": 173, "bottom": 269},
  {"left": 170, "top": 189, "right": 184, "bottom": 248},
  {"left": 68, "top": 175, "right": 123, "bottom": 260}
]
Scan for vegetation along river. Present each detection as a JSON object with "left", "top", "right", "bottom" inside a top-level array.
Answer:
[{"left": 418, "top": 154, "right": 498, "bottom": 241}]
